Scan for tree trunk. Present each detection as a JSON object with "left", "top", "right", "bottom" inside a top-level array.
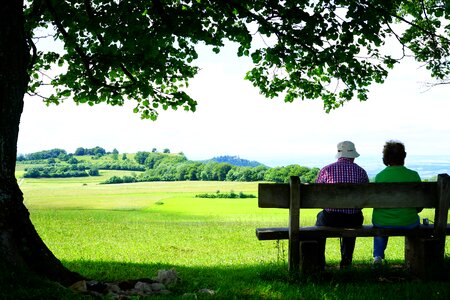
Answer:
[{"left": 0, "top": 1, "right": 83, "bottom": 286}]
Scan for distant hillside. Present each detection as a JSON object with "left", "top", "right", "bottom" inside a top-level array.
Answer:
[
  {"left": 17, "top": 149, "right": 319, "bottom": 183},
  {"left": 208, "top": 155, "right": 265, "bottom": 167}
]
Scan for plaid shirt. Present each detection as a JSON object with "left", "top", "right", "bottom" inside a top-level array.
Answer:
[{"left": 316, "top": 157, "right": 369, "bottom": 214}]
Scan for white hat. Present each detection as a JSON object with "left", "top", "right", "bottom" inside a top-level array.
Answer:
[{"left": 335, "top": 141, "right": 360, "bottom": 159}]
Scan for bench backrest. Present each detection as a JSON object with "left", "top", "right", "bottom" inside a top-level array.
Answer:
[
  {"left": 258, "top": 174, "right": 450, "bottom": 238},
  {"left": 259, "top": 182, "right": 438, "bottom": 209}
]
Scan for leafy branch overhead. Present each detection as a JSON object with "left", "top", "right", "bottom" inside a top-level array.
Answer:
[{"left": 25, "top": 0, "right": 450, "bottom": 118}]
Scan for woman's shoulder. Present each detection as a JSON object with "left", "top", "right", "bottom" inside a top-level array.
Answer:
[
  {"left": 375, "top": 166, "right": 420, "bottom": 182},
  {"left": 402, "top": 166, "right": 421, "bottom": 181}
]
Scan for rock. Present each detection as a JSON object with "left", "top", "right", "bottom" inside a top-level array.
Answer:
[
  {"left": 69, "top": 280, "right": 87, "bottom": 292},
  {"left": 134, "top": 281, "right": 153, "bottom": 293},
  {"left": 150, "top": 282, "right": 166, "bottom": 292},
  {"left": 86, "top": 280, "right": 107, "bottom": 293},
  {"left": 69, "top": 269, "right": 180, "bottom": 298},
  {"left": 155, "top": 269, "right": 179, "bottom": 286},
  {"left": 182, "top": 292, "right": 197, "bottom": 298},
  {"left": 198, "top": 288, "right": 215, "bottom": 296},
  {"left": 105, "top": 283, "right": 121, "bottom": 293},
  {"left": 119, "top": 278, "right": 155, "bottom": 290}
]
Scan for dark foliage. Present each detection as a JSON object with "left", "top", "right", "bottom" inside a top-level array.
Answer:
[
  {"left": 208, "top": 155, "right": 264, "bottom": 167},
  {"left": 195, "top": 191, "right": 256, "bottom": 199},
  {"left": 23, "top": 164, "right": 99, "bottom": 178},
  {"left": 17, "top": 149, "right": 67, "bottom": 161},
  {"left": 74, "top": 146, "right": 106, "bottom": 157}
]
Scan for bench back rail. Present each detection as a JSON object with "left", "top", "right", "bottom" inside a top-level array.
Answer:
[{"left": 259, "top": 182, "right": 439, "bottom": 209}]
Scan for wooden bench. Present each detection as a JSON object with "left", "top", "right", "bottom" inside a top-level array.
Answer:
[{"left": 256, "top": 174, "right": 450, "bottom": 278}]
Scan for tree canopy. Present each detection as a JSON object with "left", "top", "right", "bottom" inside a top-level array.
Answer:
[{"left": 26, "top": 0, "right": 450, "bottom": 118}]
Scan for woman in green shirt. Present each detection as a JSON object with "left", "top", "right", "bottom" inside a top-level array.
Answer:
[{"left": 372, "top": 141, "right": 421, "bottom": 265}]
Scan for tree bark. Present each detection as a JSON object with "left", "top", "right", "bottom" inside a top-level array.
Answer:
[{"left": 0, "top": 1, "right": 83, "bottom": 286}]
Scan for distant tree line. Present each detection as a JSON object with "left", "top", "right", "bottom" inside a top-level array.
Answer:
[
  {"left": 208, "top": 155, "right": 263, "bottom": 168},
  {"left": 23, "top": 164, "right": 99, "bottom": 178},
  {"left": 19, "top": 148, "right": 320, "bottom": 183},
  {"left": 17, "top": 148, "right": 68, "bottom": 161},
  {"left": 74, "top": 146, "right": 107, "bottom": 157},
  {"left": 104, "top": 151, "right": 319, "bottom": 184},
  {"left": 93, "top": 161, "right": 145, "bottom": 171}
]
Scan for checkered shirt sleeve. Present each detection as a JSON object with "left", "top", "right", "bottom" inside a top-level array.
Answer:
[{"left": 316, "top": 157, "right": 369, "bottom": 214}]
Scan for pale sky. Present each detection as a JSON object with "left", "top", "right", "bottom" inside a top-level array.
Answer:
[{"left": 18, "top": 43, "right": 450, "bottom": 167}]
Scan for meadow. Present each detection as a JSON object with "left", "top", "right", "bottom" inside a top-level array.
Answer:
[{"left": 12, "top": 168, "right": 450, "bottom": 299}]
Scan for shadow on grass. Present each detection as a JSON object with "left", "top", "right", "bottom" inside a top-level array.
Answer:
[
  {"left": 0, "top": 264, "right": 77, "bottom": 300},
  {"left": 3, "top": 259, "right": 450, "bottom": 299},
  {"left": 60, "top": 258, "right": 450, "bottom": 299}
]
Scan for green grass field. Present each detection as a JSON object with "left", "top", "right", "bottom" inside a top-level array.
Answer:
[{"left": 14, "top": 170, "right": 450, "bottom": 299}]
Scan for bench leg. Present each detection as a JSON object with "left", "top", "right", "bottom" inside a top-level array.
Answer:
[
  {"left": 299, "top": 240, "right": 322, "bottom": 275},
  {"left": 405, "top": 236, "right": 446, "bottom": 279},
  {"left": 288, "top": 237, "right": 300, "bottom": 273}
]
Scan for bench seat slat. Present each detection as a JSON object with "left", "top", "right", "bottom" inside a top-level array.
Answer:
[{"left": 256, "top": 224, "right": 450, "bottom": 240}]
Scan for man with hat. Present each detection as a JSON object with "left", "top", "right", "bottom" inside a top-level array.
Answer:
[{"left": 315, "top": 141, "right": 369, "bottom": 269}]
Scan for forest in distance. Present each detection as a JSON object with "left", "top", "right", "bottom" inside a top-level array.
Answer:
[
  {"left": 17, "top": 147, "right": 448, "bottom": 183},
  {"left": 16, "top": 147, "right": 319, "bottom": 184}
]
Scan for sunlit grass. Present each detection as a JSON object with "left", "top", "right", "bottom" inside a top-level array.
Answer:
[{"left": 16, "top": 173, "right": 450, "bottom": 299}]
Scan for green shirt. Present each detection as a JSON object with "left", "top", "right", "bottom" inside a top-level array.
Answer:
[{"left": 372, "top": 166, "right": 421, "bottom": 227}]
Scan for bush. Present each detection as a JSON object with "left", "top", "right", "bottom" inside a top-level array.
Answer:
[
  {"left": 101, "top": 175, "right": 137, "bottom": 184},
  {"left": 194, "top": 191, "right": 256, "bottom": 199},
  {"left": 23, "top": 164, "right": 99, "bottom": 178}
]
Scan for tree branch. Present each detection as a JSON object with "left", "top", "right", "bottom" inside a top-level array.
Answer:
[
  {"left": 379, "top": 3, "right": 450, "bottom": 45},
  {"left": 25, "top": 0, "right": 46, "bottom": 71},
  {"left": 45, "top": 0, "right": 99, "bottom": 84},
  {"left": 385, "top": 21, "right": 408, "bottom": 60},
  {"left": 83, "top": 0, "right": 137, "bottom": 84},
  {"left": 44, "top": 0, "right": 133, "bottom": 92}
]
